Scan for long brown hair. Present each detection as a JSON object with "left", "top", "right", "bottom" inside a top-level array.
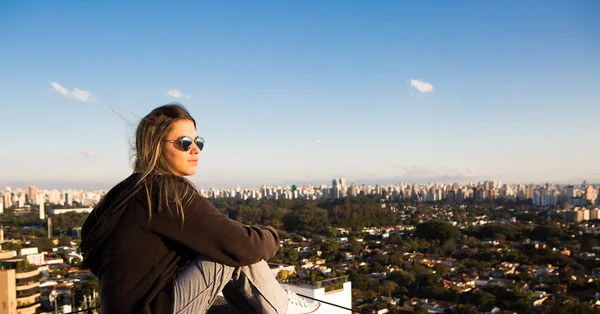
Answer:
[{"left": 132, "top": 103, "right": 198, "bottom": 226}]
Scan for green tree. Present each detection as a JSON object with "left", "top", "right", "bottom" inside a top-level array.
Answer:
[
  {"left": 530, "top": 225, "right": 564, "bottom": 242},
  {"left": 277, "top": 270, "right": 289, "bottom": 282},
  {"left": 475, "top": 291, "right": 496, "bottom": 306},
  {"left": 281, "top": 247, "right": 300, "bottom": 266},
  {"left": 381, "top": 280, "right": 399, "bottom": 297},
  {"left": 539, "top": 294, "right": 600, "bottom": 314},
  {"left": 389, "top": 252, "right": 404, "bottom": 267},
  {"left": 0, "top": 242, "right": 22, "bottom": 251},
  {"left": 58, "top": 236, "right": 72, "bottom": 247},
  {"left": 32, "top": 237, "right": 55, "bottom": 251},
  {"left": 455, "top": 304, "right": 478, "bottom": 314},
  {"left": 283, "top": 204, "right": 329, "bottom": 236},
  {"left": 388, "top": 270, "right": 415, "bottom": 288},
  {"left": 415, "top": 220, "right": 461, "bottom": 242},
  {"left": 484, "top": 286, "right": 533, "bottom": 312},
  {"left": 73, "top": 277, "right": 99, "bottom": 307},
  {"left": 14, "top": 260, "right": 37, "bottom": 272},
  {"left": 580, "top": 234, "right": 598, "bottom": 252},
  {"left": 56, "top": 251, "right": 68, "bottom": 261},
  {"left": 434, "top": 263, "right": 449, "bottom": 277},
  {"left": 412, "top": 273, "right": 440, "bottom": 291},
  {"left": 347, "top": 270, "right": 370, "bottom": 290}
]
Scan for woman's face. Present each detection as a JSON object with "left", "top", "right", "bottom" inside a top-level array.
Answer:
[{"left": 163, "top": 119, "right": 201, "bottom": 177}]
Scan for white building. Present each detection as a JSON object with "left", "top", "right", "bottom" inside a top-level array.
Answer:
[
  {"left": 533, "top": 188, "right": 559, "bottom": 206},
  {"left": 17, "top": 247, "right": 45, "bottom": 266},
  {"left": 25, "top": 253, "right": 45, "bottom": 266},
  {"left": 39, "top": 198, "right": 45, "bottom": 220},
  {"left": 20, "top": 248, "right": 39, "bottom": 256},
  {"left": 583, "top": 209, "right": 591, "bottom": 221},
  {"left": 591, "top": 208, "right": 600, "bottom": 220},
  {"left": 50, "top": 207, "right": 93, "bottom": 215}
]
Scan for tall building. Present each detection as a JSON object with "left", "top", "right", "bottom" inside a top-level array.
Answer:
[
  {"left": 447, "top": 190, "right": 456, "bottom": 203},
  {"left": 456, "top": 188, "right": 465, "bottom": 203},
  {"left": 4, "top": 192, "right": 13, "bottom": 208},
  {"left": 348, "top": 184, "right": 358, "bottom": 197},
  {"left": 484, "top": 180, "right": 492, "bottom": 191},
  {"left": 17, "top": 196, "right": 24, "bottom": 209},
  {"left": 0, "top": 268, "right": 15, "bottom": 314},
  {"left": 65, "top": 192, "right": 73, "bottom": 206},
  {"left": 591, "top": 208, "right": 600, "bottom": 220},
  {"left": 26, "top": 187, "right": 37, "bottom": 206},
  {"left": 332, "top": 178, "right": 347, "bottom": 199},
  {"left": 46, "top": 218, "right": 52, "bottom": 239},
  {"left": 566, "top": 210, "right": 583, "bottom": 223},
  {"left": 585, "top": 185, "right": 598, "bottom": 204},
  {"left": 565, "top": 185, "right": 576, "bottom": 202},
  {"left": 583, "top": 209, "right": 591, "bottom": 221},
  {"left": 525, "top": 185, "right": 533, "bottom": 200},
  {"left": 38, "top": 201, "right": 45, "bottom": 221},
  {"left": 533, "top": 188, "right": 560, "bottom": 206},
  {"left": 474, "top": 188, "right": 485, "bottom": 203},
  {"left": 0, "top": 251, "right": 42, "bottom": 314}
]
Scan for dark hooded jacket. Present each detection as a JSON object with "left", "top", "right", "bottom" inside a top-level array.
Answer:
[{"left": 79, "top": 173, "right": 280, "bottom": 314}]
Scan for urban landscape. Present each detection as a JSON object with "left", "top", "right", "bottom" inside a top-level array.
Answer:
[
  {"left": 1, "top": 178, "right": 600, "bottom": 313},
  {"left": 2, "top": 1, "right": 599, "bottom": 314}
]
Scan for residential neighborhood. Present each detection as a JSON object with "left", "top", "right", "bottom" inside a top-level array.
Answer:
[{"left": 2, "top": 181, "right": 600, "bottom": 313}]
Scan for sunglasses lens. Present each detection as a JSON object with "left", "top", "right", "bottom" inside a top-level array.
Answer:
[
  {"left": 180, "top": 137, "right": 193, "bottom": 151},
  {"left": 196, "top": 137, "right": 205, "bottom": 151}
]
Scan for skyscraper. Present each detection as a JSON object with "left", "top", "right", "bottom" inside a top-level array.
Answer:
[
  {"left": 39, "top": 199, "right": 45, "bottom": 221},
  {"left": 47, "top": 217, "right": 52, "bottom": 239},
  {"left": 65, "top": 192, "right": 73, "bottom": 206},
  {"left": 0, "top": 261, "right": 42, "bottom": 314},
  {"left": 332, "top": 178, "right": 348, "bottom": 198},
  {"left": 585, "top": 185, "right": 598, "bottom": 204},
  {"left": 348, "top": 184, "right": 358, "bottom": 197},
  {"left": 27, "top": 186, "right": 38, "bottom": 205}
]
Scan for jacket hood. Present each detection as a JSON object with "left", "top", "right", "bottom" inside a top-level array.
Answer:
[{"left": 79, "top": 173, "right": 143, "bottom": 273}]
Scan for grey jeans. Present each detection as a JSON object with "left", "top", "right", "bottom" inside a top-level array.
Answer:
[{"left": 173, "top": 257, "right": 289, "bottom": 314}]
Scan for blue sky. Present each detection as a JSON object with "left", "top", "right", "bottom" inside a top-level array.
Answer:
[{"left": 0, "top": 1, "right": 599, "bottom": 189}]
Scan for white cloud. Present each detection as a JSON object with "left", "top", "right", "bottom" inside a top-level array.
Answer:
[
  {"left": 314, "top": 139, "right": 321, "bottom": 144},
  {"left": 51, "top": 82, "right": 97, "bottom": 102},
  {"left": 463, "top": 169, "right": 479, "bottom": 177},
  {"left": 167, "top": 89, "right": 191, "bottom": 100},
  {"left": 83, "top": 148, "right": 96, "bottom": 158},
  {"left": 410, "top": 79, "right": 434, "bottom": 93}
]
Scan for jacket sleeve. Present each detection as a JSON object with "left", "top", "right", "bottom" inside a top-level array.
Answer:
[{"left": 147, "top": 192, "right": 280, "bottom": 267}]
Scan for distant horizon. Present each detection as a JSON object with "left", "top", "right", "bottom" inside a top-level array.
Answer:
[{"left": 2, "top": 175, "right": 598, "bottom": 191}]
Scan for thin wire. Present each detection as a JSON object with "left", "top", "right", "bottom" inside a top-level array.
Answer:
[{"left": 297, "top": 293, "right": 362, "bottom": 313}]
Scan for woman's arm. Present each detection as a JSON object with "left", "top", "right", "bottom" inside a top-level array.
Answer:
[{"left": 148, "top": 193, "right": 280, "bottom": 267}]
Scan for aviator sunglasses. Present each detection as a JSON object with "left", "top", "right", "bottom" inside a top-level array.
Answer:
[{"left": 166, "top": 136, "right": 205, "bottom": 151}]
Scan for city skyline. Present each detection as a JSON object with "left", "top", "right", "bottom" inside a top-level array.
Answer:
[
  {"left": 2, "top": 177, "right": 598, "bottom": 212},
  {"left": 1, "top": 176, "right": 598, "bottom": 194},
  {"left": 1, "top": 1, "right": 599, "bottom": 188}
]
